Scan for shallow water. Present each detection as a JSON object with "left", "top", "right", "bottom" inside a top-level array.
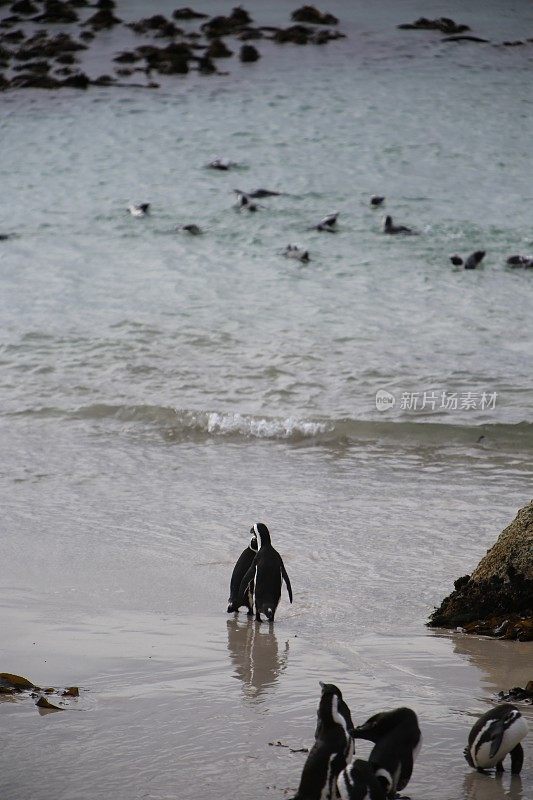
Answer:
[{"left": 1, "top": 0, "right": 532, "bottom": 798}]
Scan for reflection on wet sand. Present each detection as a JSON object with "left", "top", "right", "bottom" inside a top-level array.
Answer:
[
  {"left": 452, "top": 633, "right": 533, "bottom": 698},
  {"left": 226, "top": 617, "right": 289, "bottom": 701},
  {"left": 463, "top": 772, "right": 524, "bottom": 800}
]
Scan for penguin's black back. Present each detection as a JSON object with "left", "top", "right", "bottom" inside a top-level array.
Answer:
[
  {"left": 228, "top": 546, "right": 256, "bottom": 609},
  {"left": 253, "top": 544, "right": 284, "bottom": 614},
  {"left": 467, "top": 703, "right": 518, "bottom": 747},
  {"left": 293, "top": 687, "right": 353, "bottom": 800},
  {"left": 352, "top": 707, "right": 419, "bottom": 744}
]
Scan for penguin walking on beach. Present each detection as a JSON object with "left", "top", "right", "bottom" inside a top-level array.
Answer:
[
  {"left": 291, "top": 682, "right": 355, "bottom": 800},
  {"left": 351, "top": 707, "right": 421, "bottom": 798},
  {"left": 238, "top": 523, "right": 292, "bottom": 622},
  {"left": 227, "top": 531, "right": 258, "bottom": 614},
  {"left": 337, "top": 758, "right": 386, "bottom": 800},
  {"left": 464, "top": 704, "right": 528, "bottom": 774}
]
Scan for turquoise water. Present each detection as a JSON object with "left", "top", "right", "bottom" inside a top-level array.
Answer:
[{"left": 1, "top": 1, "right": 532, "bottom": 799}]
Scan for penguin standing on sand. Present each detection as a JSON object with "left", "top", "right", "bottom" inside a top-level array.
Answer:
[
  {"left": 227, "top": 531, "right": 258, "bottom": 614},
  {"left": 464, "top": 704, "right": 528, "bottom": 774},
  {"left": 238, "top": 523, "right": 292, "bottom": 622},
  {"left": 291, "top": 682, "right": 354, "bottom": 800},
  {"left": 351, "top": 707, "right": 421, "bottom": 798},
  {"left": 337, "top": 758, "right": 386, "bottom": 800}
]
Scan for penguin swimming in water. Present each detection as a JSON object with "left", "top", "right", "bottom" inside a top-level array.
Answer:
[
  {"left": 337, "top": 758, "right": 386, "bottom": 800},
  {"left": 351, "top": 707, "right": 421, "bottom": 799},
  {"left": 238, "top": 523, "right": 292, "bottom": 622},
  {"left": 291, "top": 682, "right": 354, "bottom": 800},
  {"left": 227, "top": 531, "right": 258, "bottom": 614},
  {"left": 284, "top": 244, "right": 310, "bottom": 263},
  {"left": 233, "top": 190, "right": 259, "bottom": 212},
  {"left": 128, "top": 203, "right": 150, "bottom": 217},
  {"left": 314, "top": 212, "right": 339, "bottom": 232},
  {"left": 382, "top": 215, "right": 417, "bottom": 235},
  {"left": 370, "top": 196, "right": 385, "bottom": 208},
  {"left": 464, "top": 704, "right": 528, "bottom": 774},
  {"left": 450, "top": 251, "right": 485, "bottom": 269}
]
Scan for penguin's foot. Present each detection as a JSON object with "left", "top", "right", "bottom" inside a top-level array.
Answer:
[
  {"left": 496, "top": 762, "right": 504, "bottom": 773},
  {"left": 255, "top": 613, "right": 262, "bottom": 622},
  {"left": 246, "top": 610, "right": 254, "bottom": 616}
]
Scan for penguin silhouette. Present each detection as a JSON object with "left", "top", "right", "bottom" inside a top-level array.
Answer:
[
  {"left": 337, "top": 758, "right": 386, "bottom": 800},
  {"left": 227, "top": 531, "right": 258, "bottom": 614},
  {"left": 464, "top": 704, "right": 528, "bottom": 774},
  {"left": 351, "top": 707, "right": 421, "bottom": 798},
  {"left": 238, "top": 523, "right": 292, "bottom": 622},
  {"left": 291, "top": 682, "right": 354, "bottom": 800}
]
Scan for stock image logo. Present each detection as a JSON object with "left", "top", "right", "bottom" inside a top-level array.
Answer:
[{"left": 375, "top": 390, "right": 396, "bottom": 412}]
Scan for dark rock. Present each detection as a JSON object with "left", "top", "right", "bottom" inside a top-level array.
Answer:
[
  {"left": 114, "top": 66, "right": 132, "bottom": 76},
  {"left": 0, "top": 72, "right": 9, "bottom": 89},
  {"left": 13, "top": 59, "right": 51, "bottom": 72},
  {"left": 56, "top": 52, "right": 77, "bottom": 64},
  {"left": 273, "top": 24, "right": 313, "bottom": 44},
  {"left": 61, "top": 70, "right": 89, "bottom": 88},
  {"left": 156, "top": 57, "right": 188, "bottom": 74},
  {"left": 11, "top": 0, "right": 38, "bottom": 14},
  {"left": 454, "top": 574, "right": 470, "bottom": 591},
  {"left": 11, "top": 72, "right": 61, "bottom": 87},
  {"left": 2, "top": 28, "right": 25, "bottom": 42},
  {"left": 34, "top": 1, "right": 79, "bottom": 24},
  {"left": 54, "top": 65, "right": 73, "bottom": 75},
  {"left": 83, "top": 8, "right": 121, "bottom": 30},
  {"left": 291, "top": 5, "right": 338, "bottom": 25},
  {"left": 206, "top": 38, "right": 232, "bottom": 58},
  {"left": 15, "top": 33, "right": 86, "bottom": 60},
  {"left": 154, "top": 22, "right": 182, "bottom": 38},
  {"left": 428, "top": 501, "right": 533, "bottom": 640},
  {"left": 443, "top": 35, "right": 489, "bottom": 43},
  {"left": 502, "top": 40, "right": 525, "bottom": 46},
  {"left": 398, "top": 17, "right": 470, "bottom": 35},
  {"left": 497, "top": 682, "right": 533, "bottom": 703},
  {"left": 0, "top": 44, "right": 12, "bottom": 59},
  {"left": 113, "top": 50, "right": 139, "bottom": 64},
  {"left": 92, "top": 73, "right": 115, "bottom": 85},
  {"left": 96, "top": 0, "right": 115, "bottom": 8},
  {"left": 236, "top": 28, "right": 263, "bottom": 41},
  {"left": 313, "top": 29, "right": 345, "bottom": 43},
  {"left": 239, "top": 43, "right": 259, "bottom": 61},
  {"left": 172, "top": 7, "right": 208, "bottom": 20},
  {"left": 128, "top": 15, "right": 170, "bottom": 34},
  {"left": 201, "top": 7, "right": 252, "bottom": 38},
  {"left": 197, "top": 54, "right": 216, "bottom": 73},
  {"left": 0, "top": 16, "right": 22, "bottom": 28},
  {"left": 79, "top": 31, "right": 94, "bottom": 41}
]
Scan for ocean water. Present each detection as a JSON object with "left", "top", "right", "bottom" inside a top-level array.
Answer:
[{"left": 1, "top": 1, "right": 532, "bottom": 799}]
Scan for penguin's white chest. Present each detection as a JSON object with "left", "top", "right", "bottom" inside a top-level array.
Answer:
[{"left": 474, "top": 716, "right": 528, "bottom": 767}]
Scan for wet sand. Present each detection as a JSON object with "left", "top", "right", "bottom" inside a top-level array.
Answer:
[{"left": 1, "top": 596, "right": 531, "bottom": 800}]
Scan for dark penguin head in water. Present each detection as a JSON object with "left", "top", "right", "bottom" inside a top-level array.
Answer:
[
  {"left": 370, "top": 195, "right": 385, "bottom": 208},
  {"left": 315, "top": 211, "right": 338, "bottom": 232},
  {"left": 450, "top": 251, "right": 485, "bottom": 269},
  {"left": 182, "top": 224, "right": 202, "bottom": 235},
  {"left": 464, "top": 703, "right": 529, "bottom": 774},
  {"left": 234, "top": 190, "right": 258, "bottom": 212}
]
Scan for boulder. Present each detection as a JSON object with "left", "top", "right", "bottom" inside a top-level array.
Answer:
[
  {"left": 428, "top": 501, "right": 533, "bottom": 641},
  {"left": 11, "top": 0, "right": 38, "bottom": 14},
  {"left": 239, "top": 44, "right": 259, "bottom": 61},
  {"left": 172, "top": 7, "right": 208, "bottom": 20},
  {"left": 398, "top": 17, "right": 470, "bottom": 34},
  {"left": 291, "top": 5, "right": 338, "bottom": 25},
  {"left": 206, "top": 37, "right": 232, "bottom": 58}
]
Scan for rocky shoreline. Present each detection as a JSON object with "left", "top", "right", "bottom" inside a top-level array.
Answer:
[
  {"left": 0, "top": 2, "right": 347, "bottom": 91},
  {"left": 428, "top": 501, "right": 533, "bottom": 641}
]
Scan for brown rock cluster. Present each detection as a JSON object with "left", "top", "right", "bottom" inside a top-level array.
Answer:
[{"left": 428, "top": 501, "right": 533, "bottom": 641}]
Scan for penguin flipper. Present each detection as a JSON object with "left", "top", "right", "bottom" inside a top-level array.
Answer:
[
  {"left": 281, "top": 562, "right": 293, "bottom": 603},
  {"left": 463, "top": 746, "right": 474, "bottom": 768},
  {"left": 397, "top": 750, "right": 413, "bottom": 792},
  {"left": 510, "top": 742, "right": 524, "bottom": 775},
  {"left": 238, "top": 561, "right": 256, "bottom": 601},
  {"left": 488, "top": 720, "right": 506, "bottom": 759}
]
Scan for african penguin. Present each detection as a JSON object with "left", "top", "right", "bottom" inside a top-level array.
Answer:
[
  {"left": 464, "top": 703, "right": 528, "bottom": 774},
  {"left": 207, "top": 157, "right": 236, "bottom": 170},
  {"left": 234, "top": 190, "right": 259, "bottom": 212},
  {"left": 370, "top": 196, "right": 385, "bottom": 208},
  {"left": 382, "top": 215, "right": 417, "bottom": 235},
  {"left": 284, "top": 244, "right": 310, "bottom": 263},
  {"left": 237, "top": 188, "right": 281, "bottom": 198},
  {"left": 450, "top": 251, "right": 485, "bottom": 269},
  {"left": 291, "top": 682, "right": 354, "bottom": 800},
  {"left": 337, "top": 758, "right": 386, "bottom": 800},
  {"left": 314, "top": 212, "right": 339, "bottom": 232},
  {"left": 352, "top": 707, "right": 421, "bottom": 798},
  {"left": 128, "top": 203, "right": 150, "bottom": 217},
  {"left": 181, "top": 224, "right": 203, "bottom": 235},
  {"left": 507, "top": 254, "right": 533, "bottom": 268},
  {"left": 238, "top": 523, "right": 292, "bottom": 622},
  {"left": 227, "top": 532, "right": 259, "bottom": 614}
]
